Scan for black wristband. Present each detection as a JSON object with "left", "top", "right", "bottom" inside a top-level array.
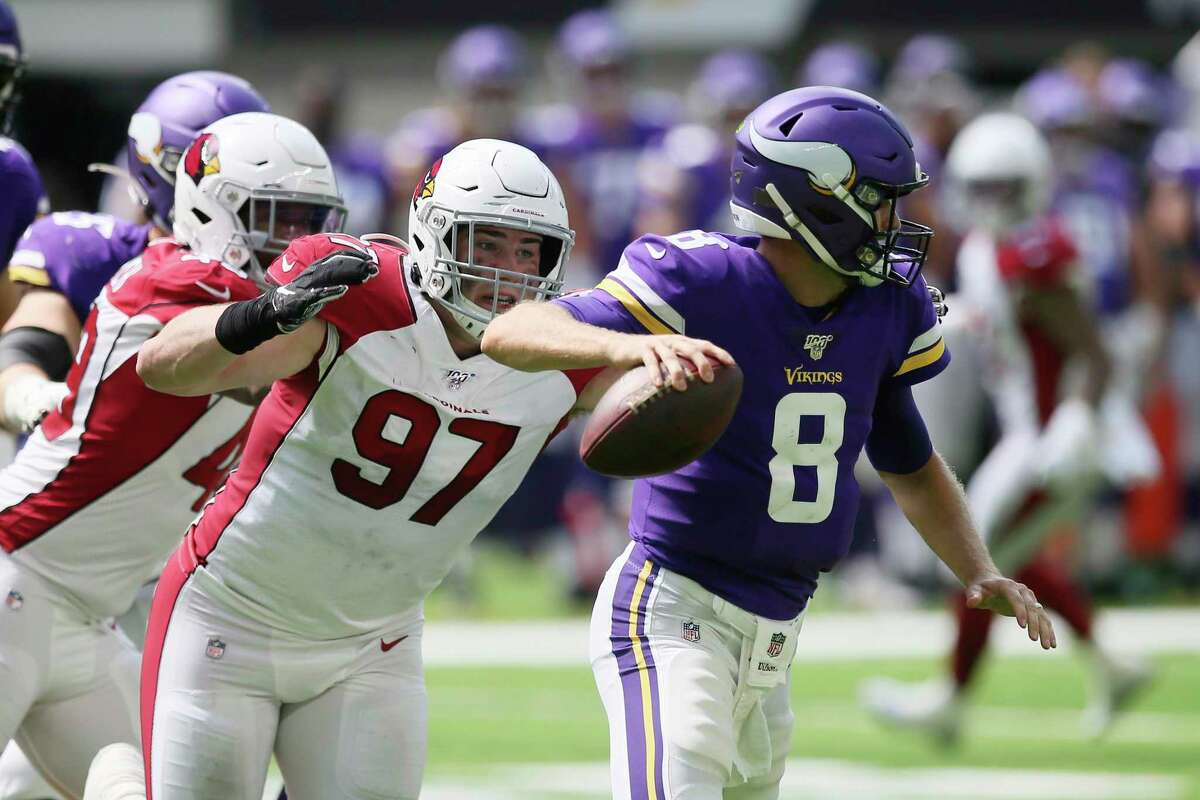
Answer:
[{"left": 214, "top": 296, "right": 278, "bottom": 355}]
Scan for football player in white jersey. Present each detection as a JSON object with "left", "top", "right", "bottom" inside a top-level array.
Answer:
[
  {"left": 0, "top": 110, "right": 344, "bottom": 799},
  {"left": 116, "top": 137, "right": 726, "bottom": 800}
]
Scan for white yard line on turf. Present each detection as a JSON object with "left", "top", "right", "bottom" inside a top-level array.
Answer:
[
  {"left": 422, "top": 607, "right": 1200, "bottom": 666},
  {"left": 420, "top": 759, "right": 1187, "bottom": 800}
]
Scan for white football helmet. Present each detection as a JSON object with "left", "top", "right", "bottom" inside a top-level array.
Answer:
[
  {"left": 173, "top": 112, "right": 346, "bottom": 281},
  {"left": 943, "top": 111, "right": 1052, "bottom": 235},
  {"left": 407, "top": 138, "right": 574, "bottom": 339}
]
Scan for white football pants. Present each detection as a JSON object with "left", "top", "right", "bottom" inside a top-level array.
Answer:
[
  {"left": 0, "top": 551, "right": 140, "bottom": 799},
  {"left": 142, "top": 556, "right": 426, "bottom": 800},
  {"left": 591, "top": 543, "right": 802, "bottom": 800}
]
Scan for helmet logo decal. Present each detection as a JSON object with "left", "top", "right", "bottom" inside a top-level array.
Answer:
[
  {"left": 413, "top": 157, "right": 442, "bottom": 209},
  {"left": 128, "top": 112, "right": 164, "bottom": 164},
  {"left": 183, "top": 132, "right": 221, "bottom": 185}
]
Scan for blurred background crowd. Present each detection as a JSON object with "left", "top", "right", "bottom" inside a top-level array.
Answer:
[{"left": 7, "top": 0, "right": 1200, "bottom": 610}]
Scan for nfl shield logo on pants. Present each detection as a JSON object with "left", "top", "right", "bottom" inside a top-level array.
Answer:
[
  {"left": 767, "top": 632, "right": 786, "bottom": 658},
  {"left": 205, "top": 637, "right": 226, "bottom": 660},
  {"left": 682, "top": 620, "right": 701, "bottom": 643}
]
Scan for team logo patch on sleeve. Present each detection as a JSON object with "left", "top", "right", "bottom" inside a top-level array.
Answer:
[{"left": 183, "top": 132, "right": 221, "bottom": 186}]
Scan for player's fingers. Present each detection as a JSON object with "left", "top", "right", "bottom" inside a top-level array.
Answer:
[
  {"left": 964, "top": 584, "right": 984, "bottom": 609},
  {"left": 702, "top": 341, "right": 736, "bottom": 366},
  {"left": 1005, "top": 583, "right": 1029, "bottom": 629},
  {"left": 1040, "top": 610, "right": 1057, "bottom": 649},
  {"left": 655, "top": 343, "right": 688, "bottom": 391},
  {"left": 679, "top": 345, "right": 715, "bottom": 383},
  {"left": 642, "top": 348, "right": 663, "bottom": 387}
]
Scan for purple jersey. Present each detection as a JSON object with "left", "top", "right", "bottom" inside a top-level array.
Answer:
[
  {"left": 0, "top": 137, "right": 47, "bottom": 267},
  {"left": 9, "top": 212, "right": 152, "bottom": 321},
  {"left": 556, "top": 231, "right": 949, "bottom": 618},
  {"left": 535, "top": 96, "right": 677, "bottom": 273}
]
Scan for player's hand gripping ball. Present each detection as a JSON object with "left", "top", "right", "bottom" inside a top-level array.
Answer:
[{"left": 581, "top": 359, "right": 743, "bottom": 478}]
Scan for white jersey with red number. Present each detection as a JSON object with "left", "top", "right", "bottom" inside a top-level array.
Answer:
[
  {"left": 184, "top": 234, "right": 596, "bottom": 638},
  {"left": 0, "top": 239, "right": 260, "bottom": 618},
  {"left": 955, "top": 217, "right": 1079, "bottom": 433}
]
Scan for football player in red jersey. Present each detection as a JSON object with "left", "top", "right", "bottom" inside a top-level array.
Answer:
[
  {"left": 0, "top": 110, "right": 344, "bottom": 798},
  {"left": 120, "top": 138, "right": 694, "bottom": 800},
  {"left": 863, "top": 112, "right": 1155, "bottom": 743}
]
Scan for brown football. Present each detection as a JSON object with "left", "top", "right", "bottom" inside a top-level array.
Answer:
[{"left": 580, "top": 360, "right": 743, "bottom": 478}]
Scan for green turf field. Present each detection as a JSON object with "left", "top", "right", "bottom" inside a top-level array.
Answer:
[
  {"left": 406, "top": 545, "right": 1200, "bottom": 797},
  {"left": 420, "top": 654, "right": 1200, "bottom": 798}
]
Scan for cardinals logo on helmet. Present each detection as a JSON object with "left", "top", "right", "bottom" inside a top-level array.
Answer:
[
  {"left": 412, "top": 157, "right": 442, "bottom": 209},
  {"left": 183, "top": 132, "right": 221, "bottom": 186}
]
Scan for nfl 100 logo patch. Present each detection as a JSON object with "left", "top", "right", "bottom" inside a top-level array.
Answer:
[
  {"left": 803, "top": 334, "right": 834, "bottom": 360},
  {"left": 443, "top": 369, "right": 476, "bottom": 390},
  {"left": 205, "top": 637, "right": 226, "bottom": 660},
  {"left": 766, "top": 632, "right": 786, "bottom": 658},
  {"left": 682, "top": 619, "right": 701, "bottom": 643}
]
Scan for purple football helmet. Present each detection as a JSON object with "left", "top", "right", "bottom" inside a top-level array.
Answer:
[
  {"left": 797, "top": 42, "right": 879, "bottom": 96},
  {"left": 440, "top": 24, "right": 528, "bottom": 93},
  {"left": 558, "top": 9, "right": 630, "bottom": 71},
  {"left": 1098, "top": 58, "right": 1174, "bottom": 128},
  {"left": 892, "top": 34, "right": 970, "bottom": 83},
  {"left": 126, "top": 71, "right": 269, "bottom": 231},
  {"left": 1148, "top": 128, "right": 1200, "bottom": 187},
  {"left": 692, "top": 50, "right": 777, "bottom": 121},
  {"left": 729, "top": 86, "right": 932, "bottom": 287},
  {"left": 1016, "top": 69, "right": 1093, "bottom": 131},
  {"left": 0, "top": 0, "right": 24, "bottom": 135}
]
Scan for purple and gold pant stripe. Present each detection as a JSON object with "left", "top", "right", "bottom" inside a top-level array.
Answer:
[{"left": 610, "top": 551, "right": 666, "bottom": 799}]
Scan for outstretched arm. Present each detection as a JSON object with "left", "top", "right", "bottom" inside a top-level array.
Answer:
[
  {"left": 482, "top": 300, "right": 734, "bottom": 394},
  {"left": 879, "top": 452, "right": 1057, "bottom": 649},
  {"left": 136, "top": 303, "right": 326, "bottom": 396},
  {"left": 138, "top": 248, "right": 377, "bottom": 396}
]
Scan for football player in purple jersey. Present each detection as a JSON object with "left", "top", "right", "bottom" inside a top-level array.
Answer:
[
  {"left": 0, "top": 0, "right": 49, "bottom": 325},
  {"left": 484, "top": 86, "right": 1056, "bottom": 799},
  {"left": 0, "top": 71, "right": 268, "bottom": 434},
  {"left": 537, "top": 9, "right": 679, "bottom": 284},
  {"left": 635, "top": 51, "right": 777, "bottom": 237},
  {"left": 385, "top": 25, "right": 537, "bottom": 235}
]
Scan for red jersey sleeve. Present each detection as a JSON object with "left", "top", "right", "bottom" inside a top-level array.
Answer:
[
  {"left": 995, "top": 217, "right": 1078, "bottom": 289},
  {"left": 265, "top": 233, "right": 417, "bottom": 349},
  {"left": 104, "top": 239, "right": 260, "bottom": 322}
]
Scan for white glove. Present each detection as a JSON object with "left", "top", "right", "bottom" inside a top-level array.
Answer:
[
  {"left": 1, "top": 374, "right": 69, "bottom": 434},
  {"left": 1036, "top": 397, "right": 1100, "bottom": 490}
]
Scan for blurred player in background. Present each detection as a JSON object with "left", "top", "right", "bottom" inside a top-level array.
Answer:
[
  {"left": 796, "top": 40, "right": 879, "bottom": 97},
  {"left": 863, "top": 112, "right": 1155, "bottom": 743},
  {"left": 0, "top": 108, "right": 341, "bottom": 798},
  {"left": 117, "top": 138, "right": 653, "bottom": 800},
  {"left": 0, "top": 71, "right": 269, "bottom": 436},
  {"left": 385, "top": 25, "right": 535, "bottom": 236},
  {"left": 635, "top": 50, "right": 777, "bottom": 237},
  {"left": 484, "top": 86, "right": 1056, "bottom": 800},
  {"left": 539, "top": 8, "right": 678, "bottom": 284},
  {"left": 294, "top": 67, "right": 392, "bottom": 236},
  {"left": 0, "top": 0, "right": 48, "bottom": 325}
]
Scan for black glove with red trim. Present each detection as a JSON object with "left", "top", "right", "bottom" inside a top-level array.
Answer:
[{"left": 215, "top": 249, "right": 378, "bottom": 355}]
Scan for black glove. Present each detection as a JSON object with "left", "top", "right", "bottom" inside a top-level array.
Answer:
[
  {"left": 215, "top": 249, "right": 379, "bottom": 355},
  {"left": 927, "top": 283, "right": 949, "bottom": 320}
]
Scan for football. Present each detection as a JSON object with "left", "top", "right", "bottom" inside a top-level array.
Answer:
[{"left": 580, "top": 360, "right": 744, "bottom": 478}]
